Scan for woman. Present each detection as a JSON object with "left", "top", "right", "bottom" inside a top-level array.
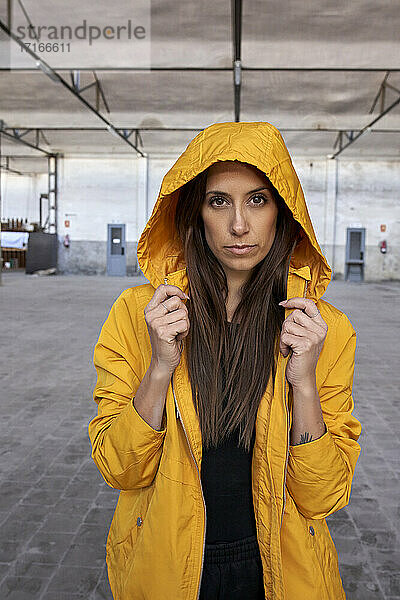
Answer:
[{"left": 88, "top": 121, "right": 362, "bottom": 600}]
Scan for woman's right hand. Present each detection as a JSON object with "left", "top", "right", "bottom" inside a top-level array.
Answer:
[{"left": 144, "top": 284, "right": 190, "bottom": 376}]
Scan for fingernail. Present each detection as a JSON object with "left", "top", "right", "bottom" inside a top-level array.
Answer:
[{"left": 278, "top": 300, "right": 287, "bottom": 305}]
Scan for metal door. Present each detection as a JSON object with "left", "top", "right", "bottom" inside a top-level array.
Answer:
[
  {"left": 345, "top": 228, "right": 365, "bottom": 282},
  {"left": 107, "top": 224, "right": 126, "bottom": 276}
]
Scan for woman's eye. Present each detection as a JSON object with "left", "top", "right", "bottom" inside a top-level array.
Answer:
[
  {"left": 251, "top": 194, "right": 266, "bottom": 205},
  {"left": 209, "top": 194, "right": 267, "bottom": 207},
  {"left": 209, "top": 196, "right": 226, "bottom": 206}
]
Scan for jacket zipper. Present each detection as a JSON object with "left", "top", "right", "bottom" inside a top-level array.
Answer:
[
  {"left": 165, "top": 272, "right": 306, "bottom": 586},
  {"left": 164, "top": 277, "right": 206, "bottom": 600},
  {"left": 280, "top": 359, "right": 290, "bottom": 531},
  {"left": 171, "top": 370, "right": 206, "bottom": 600},
  {"left": 280, "top": 276, "right": 309, "bottom": 530}
]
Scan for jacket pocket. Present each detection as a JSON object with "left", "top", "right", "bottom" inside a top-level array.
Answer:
[
  {"left": 281, "top": 491, "right": 322, "bottom": 599},
  {"left": 107, "top": 484, "right": 156, "bottom": 565},
  {"left": 306, "top": 517, "right": 346, "bottom": 600}
]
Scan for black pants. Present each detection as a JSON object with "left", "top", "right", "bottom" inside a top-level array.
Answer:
[{"left": 199, "top": 534, "right": 265, "bottom": 600}]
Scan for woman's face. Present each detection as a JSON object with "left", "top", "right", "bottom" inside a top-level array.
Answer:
[{"left": 201, "top": 161, "right": 279, "bottom": 285}]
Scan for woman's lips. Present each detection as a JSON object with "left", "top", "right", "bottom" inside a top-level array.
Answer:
[{"left": 225, "top": 245, "right": 256, "bottom": 255}]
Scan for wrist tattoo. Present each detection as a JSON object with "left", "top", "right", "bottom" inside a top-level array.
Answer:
[{"left": 299, "top": 431, "right": 313, "bottom": 445}]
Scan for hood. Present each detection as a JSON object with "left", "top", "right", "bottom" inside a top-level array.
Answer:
[{"left": 137, "top": 121, "right": 332, "bottom": 301}]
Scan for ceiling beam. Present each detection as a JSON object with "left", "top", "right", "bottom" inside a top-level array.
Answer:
[
  {"left": 92, "top": 71, "right": 111, "bottom": 113},
  {"left": 7, "top": 0, "right": 12, "bottom": 29},
  {"left": 0, "top": 19, "right": 145, "bottom": 156},
  {"left": 0, "top": 156, "right": 29, "bottom": 175},
  {"left": 3, "top": 127, "right": 400, "bottom": 133},
  {"left": 231, "top": 0, "right": 242, "bottom": 122},
  {"left": 331, "top": 83, "right": 400, "bottom": 158},
  {"left": 3, "top": 125, "right": 399, "bottom": 161},
  {"left": 1, "top": 67, "right": 400, "bottom": 73},
  {"left": 68, "top": 71, "right": 111, "bottom": 113},
  {"left": 0, "top": 124, "right": 51, "bottom": 155},
  {"left": 0, "top": 154, "right": 49, "bottom": 159}
]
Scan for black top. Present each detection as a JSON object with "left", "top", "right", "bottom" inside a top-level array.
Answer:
[{"left": 200, "top": 321, "right": 257, "bottom": 544}]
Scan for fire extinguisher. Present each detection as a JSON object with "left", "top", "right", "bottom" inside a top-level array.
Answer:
[
  {"left": 379, "top": 240, "right": 387, "bottom": 254},
  {"left": 63, "top": 234, "right": 70, "bottom": 248}
]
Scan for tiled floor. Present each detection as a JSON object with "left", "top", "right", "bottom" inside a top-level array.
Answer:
[{"left": 0, "top": 271, "right": 398, "bottom": 599}]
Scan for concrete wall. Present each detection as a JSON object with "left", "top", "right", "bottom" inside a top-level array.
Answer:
[
  {"left": 293, "top": 158, "right": 399, "bottom": 281},
  {"left": 55, "top": 154, "right": 180, "bottom": 275},
  {"left": 1, "top": 172, "right": 47, "bottom": 224},
  {"left": 334, "top": 160, "right": 399, "bottom": 281},
  {"left": 1, "top": 155, "right": 399, "bottom": 280},
  {"left": 56, "top": 155, "right": 144, "bottom": 275}
]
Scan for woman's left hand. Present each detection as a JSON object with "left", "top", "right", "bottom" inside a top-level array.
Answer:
[{"left": 278, "top": 297, "right": 328, "bottom": 390}]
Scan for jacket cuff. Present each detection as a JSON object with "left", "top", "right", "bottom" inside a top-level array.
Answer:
[
  {"left": 288, "top": 425, "right": 347, "bottom": 485},
  {"left": 286, "top": 426, "right": 349, "bottom": 518}
]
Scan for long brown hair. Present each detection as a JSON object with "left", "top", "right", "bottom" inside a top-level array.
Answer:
[{"left": 174, "top": 162, "right": 302, "bottom": 451}]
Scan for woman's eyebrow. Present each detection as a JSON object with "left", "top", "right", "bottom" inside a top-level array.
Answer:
[{"left": 205, "top": 186, "right": 270, "bottom": 196}]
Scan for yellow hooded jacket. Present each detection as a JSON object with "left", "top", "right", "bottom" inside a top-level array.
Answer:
[{"left": 88, "top": 121, "right": 362, "bottom": 600}]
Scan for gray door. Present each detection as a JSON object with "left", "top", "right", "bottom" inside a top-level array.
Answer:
[
  {"left": 107, "top": 224, "right": 126, "bottom": 276},
  {"left": 345, "top": 228, "right": 365, "bottom": 282}
]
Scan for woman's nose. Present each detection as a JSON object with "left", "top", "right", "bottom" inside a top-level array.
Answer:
[{"left": 230, "top": 211, "right": 249, "bottom": 233}]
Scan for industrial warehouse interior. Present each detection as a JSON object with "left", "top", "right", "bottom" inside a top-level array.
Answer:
[{"left": 0, "top": 1, "right": 399, "bottom": 599}]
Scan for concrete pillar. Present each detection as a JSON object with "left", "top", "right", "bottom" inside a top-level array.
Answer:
[
  {"left": 135, "top": 156, "right": 148, "bottom": 275},
  {"left": 323, "top": 157, "right": 338, "bottom": 276},
  {"left": 136, "top": 156, "right": 148, "bottom": 238}
]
